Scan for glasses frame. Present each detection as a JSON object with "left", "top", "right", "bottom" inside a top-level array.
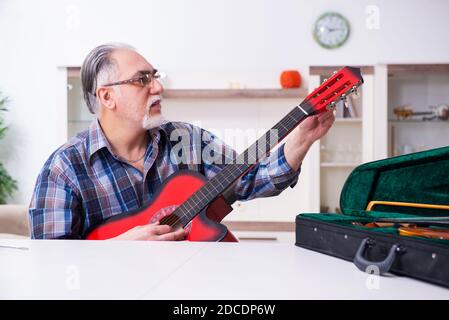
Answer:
[{"left": 102, "top": 69, "right": 161, "bottom": 88}]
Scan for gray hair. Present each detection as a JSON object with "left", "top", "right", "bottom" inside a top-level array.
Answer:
[{"left": 81, "top": 43, "right": 135, "bottom": 114}]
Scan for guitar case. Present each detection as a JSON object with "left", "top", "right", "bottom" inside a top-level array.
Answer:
[{"left": 295, "top": 146, "right": 449, "bottom": 288}]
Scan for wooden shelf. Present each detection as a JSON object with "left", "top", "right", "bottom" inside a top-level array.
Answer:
[
  {"left": 67, "top": 67, "right": 81, "bottom": 77},
  {"left": 388, "top": 64, "right": 449, "bottom": 77},
  {"left": 310, "top": 65, "right": 374, "bottom": 76},
  {"left": 162, "top": 88, "right": 307, "bottom": 99},
  {"left": 66, "top": 66, "right": 307, "bottom": 99},
  {"left": 389, "top": 119, "right": 449, "bottom": 124}
]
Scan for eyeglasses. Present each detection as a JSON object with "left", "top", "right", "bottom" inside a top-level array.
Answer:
[{"left": 102, "top": 69, "right": 164, "bottom": 88}]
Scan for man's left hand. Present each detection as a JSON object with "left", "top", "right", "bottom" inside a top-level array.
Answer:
[{"left": 284, "top": 110, "right": 335, "bottom": 171}]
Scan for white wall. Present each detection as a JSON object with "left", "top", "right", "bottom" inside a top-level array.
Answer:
[{"left": 1, "top": 0, "right": 449, "bottom": 204}]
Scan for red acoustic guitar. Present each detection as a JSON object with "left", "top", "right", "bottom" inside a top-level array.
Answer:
[{"left": 85, "top": 66, "right": 364, "bottom": 241}]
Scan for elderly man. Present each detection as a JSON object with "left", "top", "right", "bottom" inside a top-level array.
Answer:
[{"left": 29, "top": 43, "right": 334, "bottom": 240}]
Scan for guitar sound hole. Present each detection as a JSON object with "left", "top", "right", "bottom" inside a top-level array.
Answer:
[
  {"left": 149, "top": 205, "right": 192, "bottom": 234},
  {"left": 149, "top": 205, "right": 178, "bottom": 225}
]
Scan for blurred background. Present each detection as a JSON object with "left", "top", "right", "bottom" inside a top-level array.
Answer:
[{"left": 1, "top": 0, "right": 449, "bottom": 240}]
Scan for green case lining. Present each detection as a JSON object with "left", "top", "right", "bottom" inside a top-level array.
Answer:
[{"left": 299, "top": 145, "right": 449, "bottom": 244}]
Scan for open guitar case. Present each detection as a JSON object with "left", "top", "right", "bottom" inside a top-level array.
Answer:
[{"left": 295, "top": 146, "right": 449, "bottom": 288}]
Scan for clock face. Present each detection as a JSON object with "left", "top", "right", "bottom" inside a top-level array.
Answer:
[{"left": 313, "top": 12, "right": 350, "bottom": 49}]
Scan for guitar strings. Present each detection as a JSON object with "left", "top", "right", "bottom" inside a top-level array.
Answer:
[
  {"left": 161, "top": 107, "right": 306, "bottom": 228},
  {"left": 163, "top": 108, "right": 306, "bottom": 228},
  {"left": 161, "top": 108, "right": 303, "bottom": 228},
  {"left": 162, "top": 78, "right": 360, "bottom": 228}
]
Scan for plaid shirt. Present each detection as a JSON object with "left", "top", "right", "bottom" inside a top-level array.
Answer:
[{"left": 29, "top": 119, "right": 300, "bottom": 239}]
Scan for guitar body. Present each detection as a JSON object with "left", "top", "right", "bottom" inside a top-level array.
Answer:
[{"left": 85, "top": 170, "right": 238, "bottom": 242}]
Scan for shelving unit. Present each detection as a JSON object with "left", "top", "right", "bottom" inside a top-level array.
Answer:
[
  {"left": 308, "top": 66, "right": 375, "bottom": 213},
  {"left": 384, "top": 64, "right": 449, "bottom": 157},
  {"left": 67, "top": 68, "right": 307, "bottom": 139},
  {"left": 163, "top": 88, "right": 307, "bottom": 99},
  {"left": 59, "top": 63, "right": 449, "bottom": 232},
  {"left": 67, "top": 75, "right": 95, "bottom": 138}
]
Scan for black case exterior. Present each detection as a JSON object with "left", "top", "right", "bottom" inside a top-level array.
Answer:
[
  {"left": 295, "top": 216, "right": 449, "bottom": 288},
  {"left": 294, "top": 146, "right": 449, "bottom": 288}
]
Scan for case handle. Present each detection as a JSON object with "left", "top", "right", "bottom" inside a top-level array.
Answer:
[{"left": 353, "top": 238, "right": 401, "bottom": 274}]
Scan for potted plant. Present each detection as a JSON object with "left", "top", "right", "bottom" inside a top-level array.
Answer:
[{"left": 0, "top": 92, "right": 17, "bottom": 204}]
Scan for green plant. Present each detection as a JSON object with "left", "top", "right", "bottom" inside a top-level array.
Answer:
[{"left": 0, "top": 92, "right": 17, "bottom": 204}]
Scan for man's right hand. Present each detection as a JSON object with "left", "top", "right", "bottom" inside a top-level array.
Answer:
[{"left": 111, "top": 221, "right": 188, "bottom": 241}]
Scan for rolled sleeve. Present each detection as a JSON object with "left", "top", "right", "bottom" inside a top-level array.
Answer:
[
  {"left": 235, "top": 143, "right": 300, "bottom": 201},
  {"left": 266, "top": 143, "right": 300, "bottom": 190},
  {"left": 192, "top": 127, "right": 301, "bottom": 202}
]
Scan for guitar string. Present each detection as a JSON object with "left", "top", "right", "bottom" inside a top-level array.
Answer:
[
  {"left": 161, "top": 110, "right": 302, "bottom": 227},
  {"left": 162, "top": 79, "right": 359, "bottom": 227},
  {"left": 161, "top": 107, "right": 306, "bottom": 228},
  {"left": 89, "top": 73, "right": 358, "bottom": 237},
  {"left": 162, "top": 108, "right": 305, "bottom": 228}
]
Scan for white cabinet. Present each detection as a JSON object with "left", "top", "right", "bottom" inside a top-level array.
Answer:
[
  {"left": 67, "top": 75, "right": 95, "bottom": 139},
  {"left": 305, "top": 64, "right": 449, "bottom": 215},
  {"left": 381, "top": 64, "right": 449, "bottom": 157},
  {"left": 308, "top": 66, "right": 376, "bottom": 213}
]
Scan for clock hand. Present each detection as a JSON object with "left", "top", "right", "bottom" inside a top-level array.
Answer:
[
  {"left": 327, "top": 27, "right": 342, "bottom": 32},
  {"left": 320, "top": 26, "right": 342, "bottom": 33}
]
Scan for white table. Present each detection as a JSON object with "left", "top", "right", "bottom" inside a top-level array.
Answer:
[{"left": 0, "top": 239, "right": 448, "bottom": 299}]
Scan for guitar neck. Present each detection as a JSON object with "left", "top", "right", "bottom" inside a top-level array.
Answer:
[{"left": 174, "top": 103, "right": 313, "bottom": 227}]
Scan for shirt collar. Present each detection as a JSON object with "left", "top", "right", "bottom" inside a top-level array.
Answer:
[
  {"left": 87, "top": 118, "right": 169, "bottom": 162},
  {"left": 87, "top": 118, "right": 113, "bottom": 161}
]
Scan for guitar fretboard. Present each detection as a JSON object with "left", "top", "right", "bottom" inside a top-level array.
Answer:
[{"left": 167, "top": 104, "right": 311, "bottom": 227}]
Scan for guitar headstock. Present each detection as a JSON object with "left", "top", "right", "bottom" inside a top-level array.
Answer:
[{"left": 302, "top": 66, "right": 364, "bottom": 115}]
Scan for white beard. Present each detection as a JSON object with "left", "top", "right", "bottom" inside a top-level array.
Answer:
[
  {"left": 142, "top": 95, "right": 166, "bottom": 130},
  {"left": 142, "top": 113, "right": 166, "bottom": 130}
]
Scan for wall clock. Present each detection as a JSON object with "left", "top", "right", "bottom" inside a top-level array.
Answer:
[{"left": 313, "top": 12, "right": 350, "bottom": 49}]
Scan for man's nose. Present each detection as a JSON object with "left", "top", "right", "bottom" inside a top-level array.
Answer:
[{"left": 150, "top": 78, "right": 164, "bottom": 95}]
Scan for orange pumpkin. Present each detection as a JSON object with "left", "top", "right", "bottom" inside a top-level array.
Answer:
[{"left": 280, "top": 70, "right": 301, "bottom": 88}]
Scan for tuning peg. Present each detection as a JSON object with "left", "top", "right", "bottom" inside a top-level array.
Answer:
[
  {"left": 322, "top": 78, "right": 328, "bottom": 83},
  {"left": 340, "top": 93, "right": 347, "bottom": 101},
  {"left": 351, "top": 85, "right": 358, "bottom": 94},
  {"left": 326, "top": 101, "right": 336, "bottom": 110},
  {"left": 333, "top": 71, "right": 337, "bottom": 74}
]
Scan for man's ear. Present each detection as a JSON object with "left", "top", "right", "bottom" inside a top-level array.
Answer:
[{"left": 96, "top": 87, "right": 116, "bottom": 110}]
